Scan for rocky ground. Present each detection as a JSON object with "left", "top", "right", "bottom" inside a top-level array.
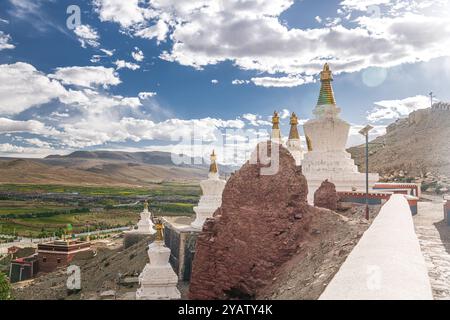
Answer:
[
  {"left": 414, "top": 194, "right": 450, "bottom": 300},
  {"left": 348, "top": 108, "right": 450, "bottom": 194},
  {"left": 258, "top": 204, "right": 380, "bottom": 300},
  {"left": 12, "top": 237, "right": 152, "bottom": 300}
]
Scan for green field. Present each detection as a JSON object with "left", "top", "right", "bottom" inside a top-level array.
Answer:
[
  {"left": 0, "top": 182, "right": 201, "bottom": 197},
  {"left": 0, "top": 183, "right": 200, "bottom": 237}
]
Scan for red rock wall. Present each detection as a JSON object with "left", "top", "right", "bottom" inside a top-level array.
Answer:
[
  {"left": 314, "top": 180, "right": 338, "bottom": 211},
  {"left": 189, "top": 142, "right": 322, "bottom": 299}
]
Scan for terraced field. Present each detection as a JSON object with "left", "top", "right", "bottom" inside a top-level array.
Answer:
[{"left": 0, "top": 183, "right": 200, "bottom": 238}]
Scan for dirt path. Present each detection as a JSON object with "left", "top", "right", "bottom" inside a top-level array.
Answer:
[{"left": 414, "top": 195, "right": 450, "bottom": 300}]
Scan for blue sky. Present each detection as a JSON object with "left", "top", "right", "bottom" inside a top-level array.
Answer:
[{"left": 0, "top": 0, "right": 449, "bottom": 164}]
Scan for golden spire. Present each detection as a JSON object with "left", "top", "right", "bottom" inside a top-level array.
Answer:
[
  {"left": 154, "top": 217, "right": 164, "bottom": 242},
  {"left": 143, "top": 200, "right": 149, "bottom": 211},
  {"left": 272, "top": 111, "right": 280, "bottom": 130},
  {"left": 209, "top": 150, "right": 218, "bottom": 174},
  {"left": 289, "top": 112, "right": 300, "bottom": 140},
  {"left": 317, "top": 63, "right": 336, "bottom": 106}
]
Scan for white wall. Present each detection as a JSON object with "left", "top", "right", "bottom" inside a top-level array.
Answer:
[{"left": 320, "top": 194, "right": 433, "bottom": 300}]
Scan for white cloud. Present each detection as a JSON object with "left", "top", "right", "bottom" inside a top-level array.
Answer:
[
  {"left": 0, "top": 143, "right": 25, "bottom": 153},
  {"left": 92, "top": 0, "right": 450, "bottom": 86},
  {"left": 74, "top": 24, "right": 100, "bottom": 48},
  {"left": 138, "top": 92, "right": 157, "bottom": 99},
  {"left": 279, "top": 109, "right": 290, "bottom": 119},
  {"left": 50, "top": 66, "right": 121, "bottom": 88},
  {"left": 242, "top": 113, "right": 271, "bottom": 127},
  {"left": 0, "top": 31, "right": 14, "bottom": 50},
  {"left": 211, "top": 79, "right": 219, "bottom": 84},
  {"left": 232, "top": 79, "right": 250, "bottom": 85},
  {"left": 25, "top": 138, "right": 52, "bottom": 148},
  {"left": 251, "top": 75, "right": 314, "bottom": 88},
  {"left": 0, "top": 62, "right": 67, "bottom": 115},
  {"left": 101, "top": 48, "right": 115, "bottom": 56},
  {"left": 367, "top": 95, "right": 431, "bottom": 123},
  {"left": 134, "top": 19, "right": 169, "bottom": 43},
  {"left": 315, "top": 16, "right": 322, "bottom": 23},
  {"left": 348, "top": 124, "right": 387, "bottom": 147},
  {"left": 0, "top": 118, "right": 57, "bottom": 136},
  {"left": 93, "top": 0, "right": 151, "bottom": 28},
  {"left": 114, "top": 59, "right": 140, "bottom": 70},
  {"left": 132, "top": 47, "right": 144, "bottom": 61}
]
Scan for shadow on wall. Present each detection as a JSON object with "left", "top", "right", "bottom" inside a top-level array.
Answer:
[{"left": 434, "top": 220, "right": 450, "bottom": 256}]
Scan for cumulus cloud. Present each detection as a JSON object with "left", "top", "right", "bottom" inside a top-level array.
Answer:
[
  {"left": 0, "top": 31, "right": 14, "bottom": 50},
  {"left": 91, "top": 0, "right": 450, "bottom": 85},
  {"left": 138, "top": 92, "right": 157, "bottom": 99},
  {"left": 242, "top": 113, "right": 271, "bottom": 127},
  {"left": 0, "top": 118, "right": 57, "bottom": 136},
  {"left": 132, "top": 47, "right": 144, "bottom": 61},
  {"left": 74, "top": 24, "right": 100, "bottom": 48},
  {"left": 348, "top": 124, "right": 387, "bottom": 147},
  {"left": 367, "top": 95, "right": 431, "bottom": 123},
  {"left": 211, "top": 79, "right": 219, "bottom": 84},
  {"left": 0, "top": 62, "right": 67, "bottom": 115},
  {"left": 232, "top": 79, "right": 250, "bottom": 85},
  {"left": 251, "top": 75, "right": 314, "bottom": 88},
  {"left": 114, "top": 60, "right": 140, "bottom": 70},
  {"left": 50, "top": 66, "right": 121, "bottom": 88}
]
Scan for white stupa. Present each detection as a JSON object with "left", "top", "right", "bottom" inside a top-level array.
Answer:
[
  {"left": 132, "top": 201, "right": 156, "bottom": 235},
  {"left": 286, "top": 112, "right": 304, "bottom": 166},
  {"left": 136, "top": 220, "right": 181, "bottom": 300},
  {"left": 191, "top": 150, "right": 226, "bottom": 230},
  {"left": 302, "top": 63, "right": 379, "bottom": 203}
]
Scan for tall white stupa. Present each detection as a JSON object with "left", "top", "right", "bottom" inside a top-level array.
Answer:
[
  {"left": 136, "top": 219, "right": 181, "bottom": 300},
  {"left": 302, "top": 63, "right": 379, "bottom": 203},
  {"left": 191, "top": 150, "right": 226, "bottom": 230},
  {"left": 286, "top": 112, "right": 304, "bottom": 166}
]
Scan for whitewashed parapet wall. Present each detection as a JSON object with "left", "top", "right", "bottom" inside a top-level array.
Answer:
[{"left": 320, "top": 194, "right": 433, "bottom": 300}]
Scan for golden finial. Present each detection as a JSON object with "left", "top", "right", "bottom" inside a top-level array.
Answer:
[
  {"left": 272, "top": 111, "right": 280, "bottom": 130},
  {"left": 143, "top": 200, "right": 149, "bottom": 211},
  {"left": 320, "top": 63, "right": 333, "bottom": 82},
  {"left": 154, "top": 217, "right": 164, "bottom": 242},
  {"left": 209, "top": 150, "right": 218, "bottom": 174},
  {"left": 290, "top": 112, "right": 298, "bottom": 126},
  {"left": 289, "top": 112, "right": 300, "bottom": 140}
]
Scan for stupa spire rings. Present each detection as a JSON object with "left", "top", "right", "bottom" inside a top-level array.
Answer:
[{"left": 317, "top": 63, "right": 336, "bottom": 106}]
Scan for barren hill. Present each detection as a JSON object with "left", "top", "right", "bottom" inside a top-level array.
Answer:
[
  {"left": 348, "top": 107, "right": 450, "bottom": 191},
  {"left": 0, "top": 150, "right": 234, "bottom": 187}
]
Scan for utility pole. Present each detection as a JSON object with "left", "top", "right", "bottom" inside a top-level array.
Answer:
[
  {"left": 359, "top": 125, "right": 374, "bottom": 220},
  {"left": 429, "top": 92, "right": 434, "bottom": 108}
]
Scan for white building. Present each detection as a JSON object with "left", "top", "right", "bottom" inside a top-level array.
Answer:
[
  {"left": 130, "top": 201, "right": 155, "bottom": 235},
  {"left": 191, "top": 150, "right": 226, "bottom": 230},
  {"left": 136, "top": 221, "right": 181, "bottom": 300},
  {"left": 302, "top": 63, "right": 379, "bottom": 203}
]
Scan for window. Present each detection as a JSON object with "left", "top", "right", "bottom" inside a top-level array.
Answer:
[
  {"left": 57, "top": 258, "right": 61, "bottom": 264},
  {"left": 43, "top": 257, "right": 47, "bottom": 263}
]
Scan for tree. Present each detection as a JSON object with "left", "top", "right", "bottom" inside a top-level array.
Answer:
[{"left": 0, "top": 272, "right": 12, "bottom": 300}]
